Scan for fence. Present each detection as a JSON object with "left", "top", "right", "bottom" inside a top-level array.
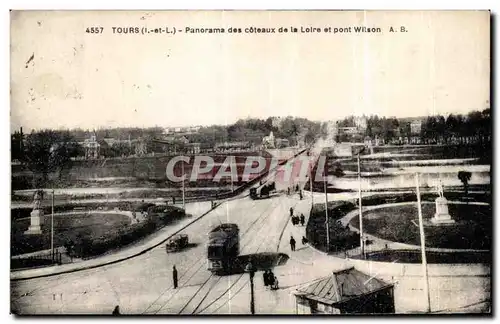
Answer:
[{"left": 11, "top": 250, "right": 63, "bottom": 270}]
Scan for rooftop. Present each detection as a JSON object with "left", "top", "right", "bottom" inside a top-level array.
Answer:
[{"left": 295, "top": 267, "right": 393, "bottom": 306}]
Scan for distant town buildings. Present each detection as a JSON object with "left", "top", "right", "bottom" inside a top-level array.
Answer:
[
  {"left": 410, "top": 120, "right": 422, "bottom": 134},
  {"left": 82, "top": 134, "right": 101, "bottom": 159},
  {"left": 354, "top": 116, "right": 368, "bottom": 132},
  {"left": 163, "top": 126, "right": 201, "bottom": 135},
  {"left": 214, "top": 141, "right": 252, "bottom": 152},
  {"left": 262, "top": 131, "right": 275, "bottom": 149},
  {"left": 262, "top": 131, "right": 290, "bottom": 149}
]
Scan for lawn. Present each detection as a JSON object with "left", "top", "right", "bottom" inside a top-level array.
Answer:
[
  {"left": 11, "top": 213, "right": 131, "bottom": 256},
  {"left": 350, "top": 203, "right": 491, "bottom": 250},
  {"left": 351, "top": 250, "right": 491, "bottom": 264}
]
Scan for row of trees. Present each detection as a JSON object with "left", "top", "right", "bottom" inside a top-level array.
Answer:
[
  {"left": 337, "top": 108, "right": 491, "bottom": 141},
  {"left": 11, "top": 116, "right": 326, "bottom": 188}
]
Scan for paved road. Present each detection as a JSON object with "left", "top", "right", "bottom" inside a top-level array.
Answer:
[
  {"left": 11, "top": 152, "right": 313, "bottom": 315},
  {"left": 10, "top": 148, "right": 490, "bottom": 314},
  {"left": 11, "top": 192, "right": 302, "bottom": 314}
]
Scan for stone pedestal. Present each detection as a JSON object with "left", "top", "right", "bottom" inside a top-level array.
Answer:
[
  {"left": 431, "top": 197, "right": 455, "bottom": 224},
  {"left": 24, "top": 210, "right": 44, "bottom": 235}
]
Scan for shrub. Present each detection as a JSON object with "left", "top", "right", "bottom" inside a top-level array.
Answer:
[{"left": 68, "top": 207, "right": 185, "bottom": 259}]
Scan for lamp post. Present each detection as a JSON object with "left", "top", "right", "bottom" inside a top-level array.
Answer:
[
  {"left": 245, "top": 261, "right": 256, "bottom": 315},
  {"left": 357, "top": 153, "right": 364, "bottom": 258},
  {"left": 51, "top": 188, "right": 55, "bottom": 262},
  {"left": 323, "top": 170, "right": 329, "bottom": 252},
  {"left": 181, "top": 160, "right": 185, "bottom": 209},
  {"left": 353, "top": 146, "right": 366, "bottom": 258},
  {"left": 309, "top": 158, "right": 314, "bottom": 208}
]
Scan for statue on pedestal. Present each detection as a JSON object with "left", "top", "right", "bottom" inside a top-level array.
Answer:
[
  {"left": 24, "top": 189, "right": 45, "bottom": 235},
  {"left": 431, "top": 180, "right": 455, "bottom": 224}
]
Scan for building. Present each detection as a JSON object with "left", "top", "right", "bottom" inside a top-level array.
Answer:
[
  {"left": 214, "top": 141, "right": 252, "bottom": 152},
  {"left": 275, "top": 138, "right": 290, "bottom": 148},
  {"left": 262, "top": 131, "right": 276, "bottom": 149},
  {"left": 354, "top": 116, "right": 368, "bottom": 132},
  {"left": 410, "top": 120, "right": 422, "bottom": 134},
  {"left": 82, "top": 134, "right": 100, "bottom": 159},
  {"left": 337, "top": 126, "right": 359, "bottom": 135},
  {"left": 294, "top": 267, "right": 395, "bottom": 314},
  {"left": 164, "top": 126, "right": 201, "bottom": 135}
]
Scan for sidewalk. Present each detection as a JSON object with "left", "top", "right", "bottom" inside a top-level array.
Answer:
[{"left": 10, "top": 201, "right": 213, "bottom": 281}]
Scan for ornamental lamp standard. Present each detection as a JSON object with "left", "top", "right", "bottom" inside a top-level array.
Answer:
[{"left": 244, "top": 261, "right": 256, "bottom": 315}]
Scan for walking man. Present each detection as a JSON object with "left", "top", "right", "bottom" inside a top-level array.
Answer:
[
  {"left": 272, "top": 275, "right": 279, "bottom": 290},
  {"left": 263, "top": 270, "right": 269, "bottom": 287},
  {"left": 300, "top": 214, "right": 305, "bottom": 226},
  {"left": 289, "top": 207, "right": 293, "bottom": 217},
  {"left": 172, "top": 265, "right": 178, "bottom": 289},
  {"left": 290, "top": 236, "right": 296, "bottom": 251},
  {"left": 268, "top": 270, "right": 275, "bottom": 287}
]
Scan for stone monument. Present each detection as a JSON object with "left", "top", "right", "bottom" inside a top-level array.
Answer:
[
  {"left": 431, "top": 181, "right": 455, "bottom": 224},
  {"left": 24, "top": 189, "right": 45, "bottom": 235}
]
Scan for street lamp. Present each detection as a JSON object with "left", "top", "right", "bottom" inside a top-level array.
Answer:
[
  {"left": 244, "top": 261, "right": 256, "bottom": 315},
  {"left": 354, "top": 146, "right": 366, "bottom": 258}
]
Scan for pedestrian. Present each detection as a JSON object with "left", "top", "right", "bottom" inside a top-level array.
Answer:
[
  {"left": 263, "top": 270, "right": 269, "bottom": 287},
  {"left": 290, "top": 236, "right": 296, "bottom": 251},
  {"left": 299, "top": 191, "right": 303, "bottom": 200},
  {"left": 296, "top": 184, "right": 299, "bottom": 192},
  {"left": 112, "top": 305, "right": 120, "bottom": 315},
  {"left": 302, "top": 236, "right": 309, "bottom": 245},
  {"left": 287, "top": 188, "right": 290, "bottom": 195},
  {"left": 289, "top": 207, "right": 293, "bottom": 217},
  {"left": 273, "top": 276, "right": 279, "bottom": 290},
  {"left": 300, "top": 214, "right": 305, "bottom": 226},
  {"left": 268, "top": 270, "right": 275, "bottom": 287},
  {"left": 172, "top": 265, "right": 178, "bottom": 289},
  {"left": 173, "top": 196, "right": 176, "bottom": 204}
]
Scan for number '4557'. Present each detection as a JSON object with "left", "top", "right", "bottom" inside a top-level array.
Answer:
[{"left": 86, "top": 27, "right": 104, "bottom": 33}]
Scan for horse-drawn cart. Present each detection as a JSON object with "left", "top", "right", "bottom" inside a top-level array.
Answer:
[{"left": 166, "top": 234, "right": 189, "bottom": 252}]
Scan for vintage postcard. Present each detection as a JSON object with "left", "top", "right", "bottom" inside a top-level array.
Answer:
[{"left": 10, "top": 10, "right": 491, "bottom": 315}]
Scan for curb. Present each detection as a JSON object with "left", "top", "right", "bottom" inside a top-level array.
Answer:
[
  {"left": 11, "top": 149, "right": 308, "bottom": 281},
  {"left": 11, "top": 202, "right": 221, "bottom": 281}
]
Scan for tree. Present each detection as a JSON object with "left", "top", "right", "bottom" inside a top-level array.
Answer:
[
  {"left": 458, "top": 171, "right": 472, "bottom": 195},
  {"left": 11, "top": 130, "right": 24, "bottom": 161},
  {"left": 19, "top": 130, "right": 80, "bottom": 187},
  {"left": 111, "top": 142, "right": 132, "bottom": 157}
]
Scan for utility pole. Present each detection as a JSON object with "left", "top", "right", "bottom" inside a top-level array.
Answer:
[
  {"left": 181, "top": 161, "right": 186, "bottom": 209},
  {"left": 245, "top": 261, "right": 256, "bottom": 314},
  {"left": 309, "top": 161, "right": 314, "bottom": 208},
  {"left": 358, "top": 153, "right": 364, "bottom": 258},
  {"left": 51, "top": 188, "right": 55, "bottom": 262},
  {"left": 415, "top": 173, "right": 431, "bottom": 313},
  {"left": 323, "top": 166, "right": 329, "bottom": 252}
]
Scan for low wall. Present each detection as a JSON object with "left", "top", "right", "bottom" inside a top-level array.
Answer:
[{"left": 348, "top": 258, "right": 490, "bottom": 313}]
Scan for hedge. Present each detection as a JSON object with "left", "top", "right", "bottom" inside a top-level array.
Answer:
[
  {"left": 307, "top": 201, "right": 359, "bottom": 253},
  {"left": 67, "top": 206, "right": 186, "bottom": 259}
]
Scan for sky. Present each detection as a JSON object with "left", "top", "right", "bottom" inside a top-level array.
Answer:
[{"left": 10, "top": 10, "right": 490, "bottom": 132}]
